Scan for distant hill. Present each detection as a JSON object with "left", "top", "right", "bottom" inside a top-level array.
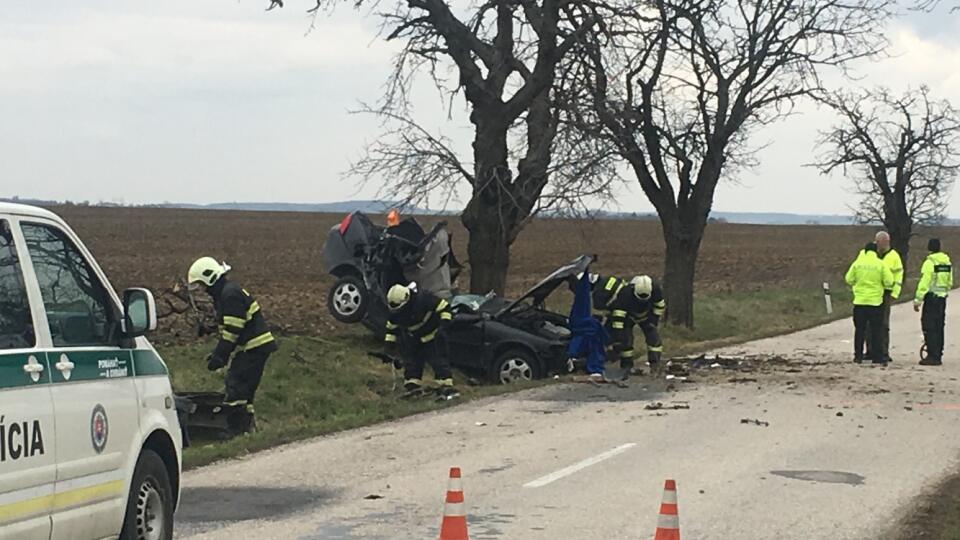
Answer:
[
  {"left": 152, "top": 200, "right": 437, "bottom": 215},
  {"left": 8, "top": 196, "right": 958, "bottom": 226}
]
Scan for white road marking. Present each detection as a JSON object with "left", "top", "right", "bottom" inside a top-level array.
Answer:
[{"left": 523, "top": 443, "right": 637, "bottom": 488}]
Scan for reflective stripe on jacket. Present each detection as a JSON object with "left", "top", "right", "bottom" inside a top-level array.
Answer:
[
  {"left": 880, "top": 249, "right": 904, "bottom": 299},
  {"left": 845, "top": 250, "right": 894, "bottom": 307},
  {"left": 385, "top": 292, "right": 452, "bottom": 345},
  {"left": 916, "top": 251, "right": 953, "bottom": 303},
  {"left": 212, "top": 279, "right": 277, "bottom": 359}
]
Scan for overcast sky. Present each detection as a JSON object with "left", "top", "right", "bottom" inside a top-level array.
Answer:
[{"left": 2, "top": 1, "right": 959, "bottom": 216}]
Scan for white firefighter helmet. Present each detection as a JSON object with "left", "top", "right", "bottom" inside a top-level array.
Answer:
[
  {"left": 387, "top": 284, "right": 412, "bottom": 312},
  {"left": 631, "top": 275, "right": 653, "bottom": 300},
  {"left": 187, "top": 257, "right": 230, "bottom": 288}
]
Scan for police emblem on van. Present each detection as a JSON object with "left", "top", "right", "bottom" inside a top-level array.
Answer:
[{"left": 91, "top": 405, "right": 108, "bottom": 454}]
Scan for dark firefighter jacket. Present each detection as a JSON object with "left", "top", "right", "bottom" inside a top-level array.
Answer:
[
  {"left": 211, "top": 279, "right": 277, "bottom": 360},
  {"left": 590, "top": 275, "right": 666, "bottom": 329},
  {"left": 384, "top": 291, "right": 453, "bottom": 345}
]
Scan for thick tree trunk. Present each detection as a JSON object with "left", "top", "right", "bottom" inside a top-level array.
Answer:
[
  {"left": 661, "top": 222, "right": 705, "bottom": 329},
  {"left": 885, "top": 214, "right": 912, "bottom": 270},
  {"left": 462, "top": 211, "right": 511, "bottom": 294},
  {"left": 462, "top": 116, "right": 515, "bottom": 295}
]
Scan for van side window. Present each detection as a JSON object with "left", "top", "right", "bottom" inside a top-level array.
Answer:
[
  {"left": 0, "top": 220, "right": 35, "bottom": 349},
  {"left": 21, "top": 222, "right": 115, "bottom": 347}
]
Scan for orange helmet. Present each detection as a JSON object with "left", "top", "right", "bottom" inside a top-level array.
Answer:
[{"left": 387, "top": 209, "right": 400, "bottom": 227}]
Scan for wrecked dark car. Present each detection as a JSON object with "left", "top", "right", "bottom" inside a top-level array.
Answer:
[
  {"left": 322, "top": 211, "right": 462, "bottom": 332},
  {"left": 323, "top": 217, "right": 592, "bottom": 384},
  {"left": 444, "top": 255, "right": 593, "bottom": 384}
]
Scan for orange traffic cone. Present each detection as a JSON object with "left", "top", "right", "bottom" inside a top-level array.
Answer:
[
  {"left": 439, "top": 467, "right": 469, "bottom": 540},
  {"left": 653, "top": 479, "right": 680, "bottom": 540}
]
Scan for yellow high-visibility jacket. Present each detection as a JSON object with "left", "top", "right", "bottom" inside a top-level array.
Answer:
[
  {"left": 915, "top": 251, "right": 953, "bottom": 304},
  {"left": 880, "top": 249, "right": 904, "bottom": 299},
  {"left": 845, "top": 250, "right": 895, "bottom": 307}
]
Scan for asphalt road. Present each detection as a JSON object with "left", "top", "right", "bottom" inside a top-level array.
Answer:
[{"left": 175, "top": 302, "right": 960, "bottom": 539}]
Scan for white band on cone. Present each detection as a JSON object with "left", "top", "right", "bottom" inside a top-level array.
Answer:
[
  {"left": 444, "top": 502, "right": 466, "bottom": 517},
  {"left": 657, "top": 515, "right": 680, "bottom": 529}
]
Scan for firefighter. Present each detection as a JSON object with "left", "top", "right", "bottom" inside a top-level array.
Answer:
[
  {"left": 874, "top": 231, "right": 904, "bottom": 362},
  {"left": 845, "top": 243, "right": 894, "bottom": 365},
  {"left": 187, "top": 257, "right": 277, "bottom": 437},
  {"left": 588, "top": 273, "right": 666, "bottom": 377},
  {"left": 384, "top": 284, "right": 458, "bottom": 398},
  {"left": 914, "top": 238, "right": 953, "bottom": 366}
]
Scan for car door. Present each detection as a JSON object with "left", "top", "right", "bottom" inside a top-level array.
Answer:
[
  {"left": 0, "top": 217, "right": 56, "bottom": 540},
  {"left": 19, "top": 220, "right": 140, "bottom": 540}
]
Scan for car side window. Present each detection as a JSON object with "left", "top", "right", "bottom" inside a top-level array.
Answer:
[
  {"left": 21, "top": 222, "right": 115, "bottom": 347},
  {"left": 0, "top": 220, "right": 35, "bottom": 350}
]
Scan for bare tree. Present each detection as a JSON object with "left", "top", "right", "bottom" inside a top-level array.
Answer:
[
  {"left": 565, "top": 0, "right": 892, "bottom": 328},
  {"left": 277, "top": 0, "right": 617, "bottom": 295},
  {"left": 812, "top": 86, "right": 960, "bottom": 266}
]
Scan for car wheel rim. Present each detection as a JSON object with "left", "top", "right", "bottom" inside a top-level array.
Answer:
[
  {"left": 135, "top": 476, "right": 165, "bottom": 540},
  {"left": 334, "top": 283, "right": 362, "bottom": 315},
  {"left": 499, "top": 357, "right": 533, "bottom": 384}
]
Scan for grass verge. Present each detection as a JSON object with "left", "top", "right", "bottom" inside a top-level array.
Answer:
[{"left": 162, "top": 284, "right": 855, "bottom": 470}]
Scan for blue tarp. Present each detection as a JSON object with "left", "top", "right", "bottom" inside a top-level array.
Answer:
[{"left": 566, "top": 272, "right": 607, "bottom": 375}]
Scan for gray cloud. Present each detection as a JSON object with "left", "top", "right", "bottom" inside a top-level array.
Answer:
[{"left": 2, "top": 2, "right": 959, "bottom": 218}]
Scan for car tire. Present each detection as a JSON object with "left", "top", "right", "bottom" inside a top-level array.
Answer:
[
  {"left": 119, "top": 449, "right": 174, "bottom": 540},
  {"left": 491, "top": 349, "right": 542, "bottom": 385},
  {"left": 327, "top": 275, "right": 368, "bottom": 324}
]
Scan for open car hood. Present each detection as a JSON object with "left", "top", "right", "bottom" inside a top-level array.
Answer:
[{"left": 496, "top": 255, "right": 594, "bottom": 317}]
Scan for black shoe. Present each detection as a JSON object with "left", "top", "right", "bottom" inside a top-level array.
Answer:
[
  {"left": 853, "top": 357, "right": 864, "bottom": 364},
  {"left": 437, "top": 386, "right": 460, "bottom": 400},
  {"left": 871, "top": 359, "right": 888, "bottom": 366},
  {"left": 919, "top": 358, "right": 943, "bottom": 366}
]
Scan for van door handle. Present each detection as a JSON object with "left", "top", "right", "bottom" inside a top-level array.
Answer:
[
  {"left": 55, "top": 354, "right": 75, "bottom": 381},
  {"left": 23, "top": 356, "right": 45, "bottom": 383}
]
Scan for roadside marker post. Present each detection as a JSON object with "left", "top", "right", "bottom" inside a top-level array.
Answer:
[{"left": 823, "top": 282, "right": 833, "bottom": 315}]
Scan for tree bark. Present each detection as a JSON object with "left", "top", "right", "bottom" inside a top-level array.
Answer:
[
  {"left": 462, "top": 209, "right": 512, "bottom": 294},
  {"left": 885, "top": 213, "right": 912, "bottom": 269},
  {"left": 661, "top": 219, "right": 706, "bottom": 329},
  {"left": 461, "top": 115, "right": 515, "bottom": 295}
]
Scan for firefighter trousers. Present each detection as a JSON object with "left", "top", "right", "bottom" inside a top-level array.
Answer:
[
  {"left": 224, "top": 349, "right": 271, "bottom": 433},
  {"left": 608, "top": 319, "right": 662, "bottom": 369},
  {"left": 402, "top": 337, "right": 453, "bottom": 383}
]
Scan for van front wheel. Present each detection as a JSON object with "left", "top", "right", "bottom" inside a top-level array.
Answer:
[{"left": 120, "top": 449, "right": 174, "bottom": 540}]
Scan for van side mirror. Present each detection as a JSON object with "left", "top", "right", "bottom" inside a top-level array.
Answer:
[{"left": 122, "top": 288, "right": 157, "bottom": 338}]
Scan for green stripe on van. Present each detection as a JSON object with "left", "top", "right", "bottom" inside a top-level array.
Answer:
[
  {"left": 48, "top": 350, "right": 134, "bottom": 383},
  {"left": 0, "top": 352, "right": 51, "bottom": 389},
  {"left": 132, "top": 349, "right": 169, "bottom": 376}
]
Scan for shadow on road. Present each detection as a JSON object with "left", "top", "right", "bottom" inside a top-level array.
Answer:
[{"left": 176, "top": 486, "right": 340, "bottom": 524}]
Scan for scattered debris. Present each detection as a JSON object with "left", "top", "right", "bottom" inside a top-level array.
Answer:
[
  {"left": 364, "top": 494, "right": 384, "bottom": 500},
  {"left": 475, "top": 422, "right": 487, "bottom": 427},
  {"left": 876, "top": 414, "right": 887, "bottom": 420},
  {"left": 729, "top": 377, "right": 758, "bottom": 384},
  {"left": 741, "top": 418, "right": 770, "bottom": 427},
  {"left": 904, "top": 406, "right": 914, "bottom": 411},
  {"left": 645, "top": 402, "right": 691, "bottom": 411},
  {"left": 836, "top": 412, "right": 844, "bottom": 417}
]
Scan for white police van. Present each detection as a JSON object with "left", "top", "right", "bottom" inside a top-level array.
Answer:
[{"left": 0, "top": 203, "right": 181, "bottom": 540}]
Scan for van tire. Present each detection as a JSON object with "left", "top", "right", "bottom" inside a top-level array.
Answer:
[{"left": 120, "top": 449, "right": 174, "bottom": 540}]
